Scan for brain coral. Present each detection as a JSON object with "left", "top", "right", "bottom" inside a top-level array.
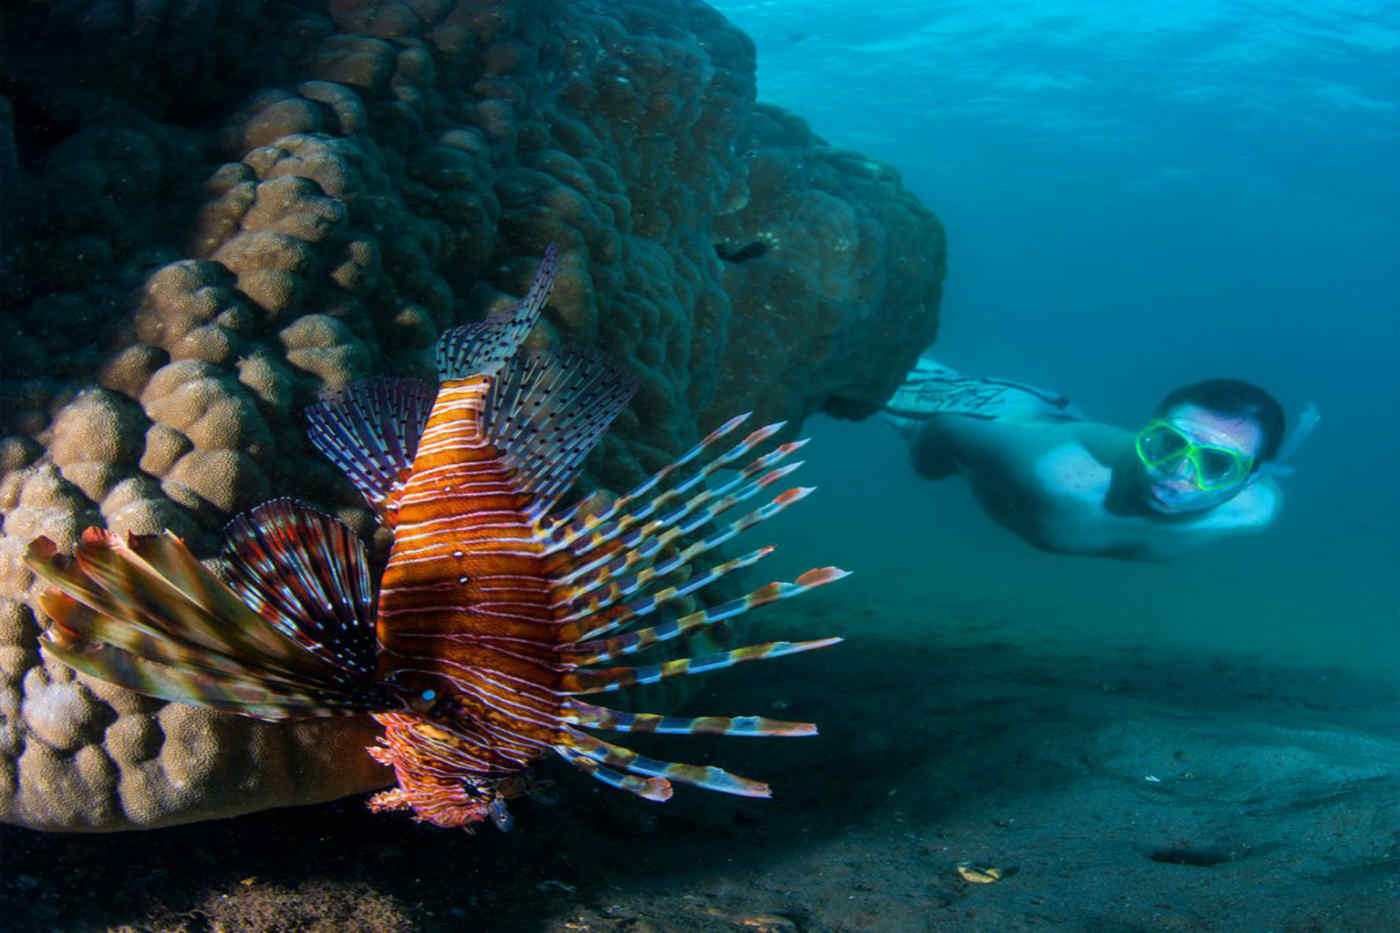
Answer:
[{"left": 0, "top": 0, "right": 945, "bottom": 831}]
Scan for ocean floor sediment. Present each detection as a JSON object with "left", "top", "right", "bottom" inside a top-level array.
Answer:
[{"left": 3, "top": 596, "right": 1396, "bottom": 932}]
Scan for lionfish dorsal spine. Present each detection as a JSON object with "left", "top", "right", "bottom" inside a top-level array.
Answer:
[{"left": 435, "top": 244, "right": 558, "bottom": 382}]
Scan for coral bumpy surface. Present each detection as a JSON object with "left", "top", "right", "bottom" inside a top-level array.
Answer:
[{"left": 0, "top": 0, "right": 945, "bottom": 831}]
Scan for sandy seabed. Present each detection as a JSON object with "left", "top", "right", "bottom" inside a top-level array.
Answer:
[{"left": 4, "top": 584, "right": 1398, "bottom": 933}]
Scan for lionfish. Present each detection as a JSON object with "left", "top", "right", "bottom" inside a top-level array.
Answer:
[{"left": 25, "top": 245, "right": 846, "bottom": 830}]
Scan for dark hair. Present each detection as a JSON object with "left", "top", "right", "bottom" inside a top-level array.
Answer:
[{"left": 1154, "top": 379, "right": 1286, "bottom": 465}]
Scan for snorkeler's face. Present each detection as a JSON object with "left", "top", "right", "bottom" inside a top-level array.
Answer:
[{"left": 1136, "top": 403, "right": 1264, "bottom": 514}]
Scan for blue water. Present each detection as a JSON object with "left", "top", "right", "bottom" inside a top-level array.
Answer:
[{"left": 712, "top": 0, "right": 1400, "bottom": 673}]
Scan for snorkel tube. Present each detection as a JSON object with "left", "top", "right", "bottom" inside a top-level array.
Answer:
[{"left": 1256, "top": 402, "right": 1321, "bottom": 479}]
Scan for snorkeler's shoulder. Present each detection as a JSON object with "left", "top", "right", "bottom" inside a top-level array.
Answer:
[
  {"left": 941, "top": 415, "right": 1116, "bottom": 457},
  {"left": 1070, "top": 421, "right": 1136, "bottom": 464},
  {"left": 1024, "top": 421, "right": 1130, "bottom": 479},
  {"left": 1023, "top": 430, "right": 1126, "bottom": 514},
  {"left": 1241, "top": 475, "right": 1283, "bottom": 525},
  {"left": 1193, "top": 475, "right": 1282, "bottom": 532}
]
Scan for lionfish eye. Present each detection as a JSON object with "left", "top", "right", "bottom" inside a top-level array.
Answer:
[{"left": 405, "top": 688, "right": 438, "bottom": 713}]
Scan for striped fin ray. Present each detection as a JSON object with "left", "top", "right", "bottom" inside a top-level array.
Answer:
[
  {"left": 559, "top": 729, "right": 772, "bottom": 797},
  {"left": 39, "top": 623, "right": 361, "bottom": 720},
  {"left": 32, "top": 552, "right": 332, "bottom": 694},
  {"left": 564, "top": 700, "right": 817, "bottom": 737},
  {"left": 482, "top": 346, "right": 638, "bottom": 509},
  {"left": 436, "top": 243, "right": 558, "bottom": 381},
  {"left": 553, "top": 745, "right": 673, "bottom": 801},
  {"left": 545, "top": 566, "right": 844, "bottom": 800},
  {"left": 545, "top": 411, "right": 755, "bottom": 535},
  {"left": 544, "top": 420, "right": 792, "bottom": 567},
  {"left": 552, "top": 475, "right": 815, "bottom": 636},
  {"left": 305, "top": 377, "right": 435, "bottom": 525},
  {"left": 34, "top": 583, "right": 329, "bottom": 696},
  {"left": 555, "top": 544, "right": 775, "bottom": 644},
  {"left": 521, "top": 413, "right": 847, "bottom": 805},
  {"left": 560, "top": 636, "right": 843, "bottom": 695},
  {"left": 219, "top": 499, "right": 379, "bottom": 681},
  {"left": 548, "top": 426, "right": 807, "bottom": 593},
  {"left": 30, "top": 530, "right": 322, "bottom": 677},
  {"left": 565, "top": 566, "right": 850, "bottom": 663},
  {"left": 25, "top": 528, "right": 388, "bottom": 720}
]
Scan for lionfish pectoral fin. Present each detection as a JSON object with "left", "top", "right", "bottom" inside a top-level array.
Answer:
[
  {"left": 31, "top": 529, "right": 330, "bottom": 680},
  {"left": 564, "top": 700, "right": 818, "bottom": 737},
  {"left": 436, "top": 243, "right": 559, "bottom": 382},
  {"left": 25, "top": 502, "right": 387, "bottom": 721},
  {"left": 543, "top": 426, "right": 820, "bottom": 616},
  {"left": 554, "top": 746, "right": 674, "bottom": 801},
  {"left": 305, "top": 377, "right": 435, "bottom": 526},
  {"left": 561, "top": 637, "right": 843, "bottom": 695},
  {"left": 558, "top": 730, "right": 772, "bottom": 798},
  {"left": 217, "top": 499, "right": 381, "bottom": 684},
  {"left": 564, "top": 565, "right": 851, "bottom": 661},
  {"left": 40, "top": 599, "right": 362, "bottom": 719}
]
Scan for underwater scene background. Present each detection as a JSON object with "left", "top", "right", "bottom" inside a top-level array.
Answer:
[
  {"left": 718, "top": 1, "right": 1400, "bottom": 928},
  {"left": 723, "top": 0, "right": 1400, "bottom": 675},
  {"left": 722, "top": 0, "right": 1400, "bottom": 672},
  {"left": 2, "top": 0, "right": 1398, "bottom": 930}
]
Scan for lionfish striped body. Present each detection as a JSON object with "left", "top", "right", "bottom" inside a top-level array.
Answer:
[{"left": 26, "top": 245, "right": 845, "bottom": 830}]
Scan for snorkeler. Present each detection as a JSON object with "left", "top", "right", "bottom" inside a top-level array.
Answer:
[{"left": 882, "top": 359, "right": 1319, "bottom": 561}]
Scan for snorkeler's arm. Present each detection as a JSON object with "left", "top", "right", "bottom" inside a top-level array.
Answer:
[
  {"left": 916, "top": 417, "right": 1128, "bottom": 522},
  {"left": 911, "top": 415, "right": 1028, "bottom": 480},
  {"left": 915, "top": 417, "right": 1126, "bottom": 482}
]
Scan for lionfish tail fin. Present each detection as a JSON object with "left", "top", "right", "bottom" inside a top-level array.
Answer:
[
  {"left": 305, "top": 377, "right": 435, "bottom": 525},
  {"left": 436, "top": 243, "right": 559, "bottom": 382},
  {"left": 25, "top": 503, "right": 387, "bottom": 721}
]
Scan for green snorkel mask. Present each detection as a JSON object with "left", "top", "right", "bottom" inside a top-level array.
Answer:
[{"left": 1134, "top": 420, "right": 1254, "bottom": 491}]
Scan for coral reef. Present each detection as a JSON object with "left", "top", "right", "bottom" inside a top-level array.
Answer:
[
  {"left": 712, "top": 103, "right": 945, "bottom": 425},
  {"left": 0, "top": 0, "right": 945, "bottom": 831}
]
